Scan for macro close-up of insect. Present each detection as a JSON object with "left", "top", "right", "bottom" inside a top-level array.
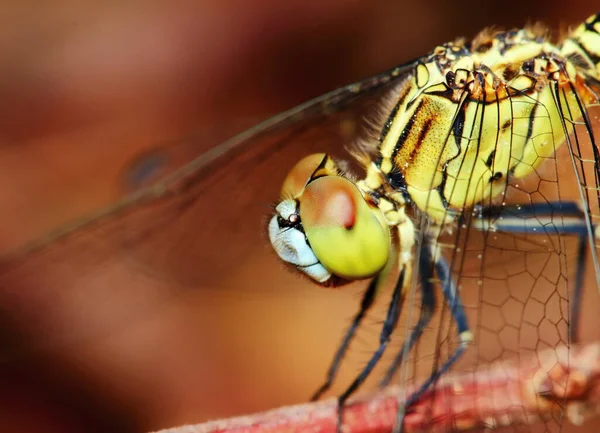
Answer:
[{"left": 1, "top": 3, "right": 600, "bottom": 433}]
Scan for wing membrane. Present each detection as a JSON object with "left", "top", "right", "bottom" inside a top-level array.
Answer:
[{"left": 0, "top": 63, "right": 415, "bottom": 359}]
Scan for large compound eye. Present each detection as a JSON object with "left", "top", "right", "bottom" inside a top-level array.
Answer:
[
  {"left": 300, "top": 176, "right": 390, "bottom": 280},
  {"left": 270, "top": 154, "right": 389, "bottom": 284},
  {"left": 280, "top": 153, "right": 335, "bottom": 199}
]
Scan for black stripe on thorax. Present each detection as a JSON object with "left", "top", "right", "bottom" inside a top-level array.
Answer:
[
  {"left": 378, "top": 83, "right": 412, "bottom": 144},
  {"left": 390, "top": 99, "right": 425, "bottom": 165}
]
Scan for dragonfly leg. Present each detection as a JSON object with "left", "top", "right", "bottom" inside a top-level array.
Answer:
[
  {"left": 312, "top": 222, "right": 406, "bottom": 402},
  {"left": 336, "top": 266, "right": 406, "bottom": 433},
  {"left": 379, "top": 237, "right": 437, "bottom": 388},
  {"left": 392, "top": 238, "right": 472, "bottom": 433},
  {"left": 310, "top": 275, "right": 379, "bottom": 401},
  {"left": 334, "top": 210, "right": 415, "bottom": 433}
]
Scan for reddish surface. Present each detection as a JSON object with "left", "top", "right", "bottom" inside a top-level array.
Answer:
[{"left": 155, "top": 343, "right": 600, "bottom": 433}]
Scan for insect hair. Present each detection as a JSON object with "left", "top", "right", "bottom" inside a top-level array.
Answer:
[{"left": 350, "top": 78, "right": 413, "bottom": 169}]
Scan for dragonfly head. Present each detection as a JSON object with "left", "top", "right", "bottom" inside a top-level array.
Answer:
[{"left": 268, "top": 153, "right": 390, "bottom": 285}]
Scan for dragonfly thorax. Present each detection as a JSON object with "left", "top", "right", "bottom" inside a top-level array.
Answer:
[{"left": 371, "top": 22, "right": 600, "bottom": 224}]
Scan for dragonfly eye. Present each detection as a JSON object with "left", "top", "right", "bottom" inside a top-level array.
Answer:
[
  {"left": 280, "top": 152, "right": 338, "bottom": 198},
  {"left": 269, "top": 153, "right": 337, "bottom": 283},
  {"left": 270, "top": 154, "right": 390, "bottom": 283},
  {"left": 300, "top": 176, "right": 390, "bottom": 281},
  {"left": 270, "top": 164, "right": 391, "bottom": 285}
]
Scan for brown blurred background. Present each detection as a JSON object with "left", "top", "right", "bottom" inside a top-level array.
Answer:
[{"left": 0, "top": 1, "right": 599, "bottom": 432}]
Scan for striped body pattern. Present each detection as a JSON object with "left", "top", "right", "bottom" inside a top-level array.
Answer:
[{"left": 361, "top": 15, "right": 600, "bottom": 224}]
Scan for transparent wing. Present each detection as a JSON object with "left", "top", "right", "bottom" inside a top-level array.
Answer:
[
  {"left": 0, "top": 63, "right": 415, "bottom": 369},
  {"left": 397, "top": 76, "right": 600, "bottom": 430}
]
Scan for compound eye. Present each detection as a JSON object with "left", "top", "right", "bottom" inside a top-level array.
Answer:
[
  {"left": 280, "top": 153, "right": 332, "bottom": 199},
  {"left": 300, "top": 176, "right": 390, "bottom": 280}
]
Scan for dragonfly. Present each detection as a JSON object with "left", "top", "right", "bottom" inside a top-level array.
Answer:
[{"left": 1, "top": 11, "right": 600, "bottom": 433}]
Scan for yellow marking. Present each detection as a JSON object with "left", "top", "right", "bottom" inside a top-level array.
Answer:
[
  {"left": 409, "top": 186, "right": 453, "bottom": 224},
  {"left": 454, "top": 69, "right": 469, "bottom": 88},
  {"left": 387, "top": 191, "right": 406, "bottom": 204},
  {"left": 379, "top": 85, "right": 418, "bottom": 160},
  {"left": 378, "top": 198, "right": 394, "bottom": 213},
  {"left": 453, "top": 56, "right": 474, "bottom": 71},
  {"left": 361, "top": 164, "right": 383, "bottom": 190},
  {"left": 416, "top": 63, "right": 430, "bottom": 88},
  {"left": 424, "top": 82, "right": 449, "bottom": 94},
  {"left": 532, "top": 58, "right": 548, "bottom": 75},
  {"left": 393, "top": 92, "right": 459, "bottom": 195},
  {"left": 380, "top": 158, "right": 392, "bottom": 174},
  {"left": 385, "top": 210, "right": 400, "bottom": 224},
  {"left": 397, "top": 212, "right": 415, "bottom": 292},
  {"left": 566, "top": 61, "right": 578, "bottom": 81},
  {"left": 460, "top": 331, "right": 474, "bottom": 343},
  {"left": 509, "top": 74, "right": 535, "bottom": 91},
  {"left": 502, "top": 43, "right": 545, "bottom": 67}
]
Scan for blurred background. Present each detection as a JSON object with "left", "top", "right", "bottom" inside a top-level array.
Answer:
[{"left": 0, "top": 1, "right": 599, "bottom": 432}]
